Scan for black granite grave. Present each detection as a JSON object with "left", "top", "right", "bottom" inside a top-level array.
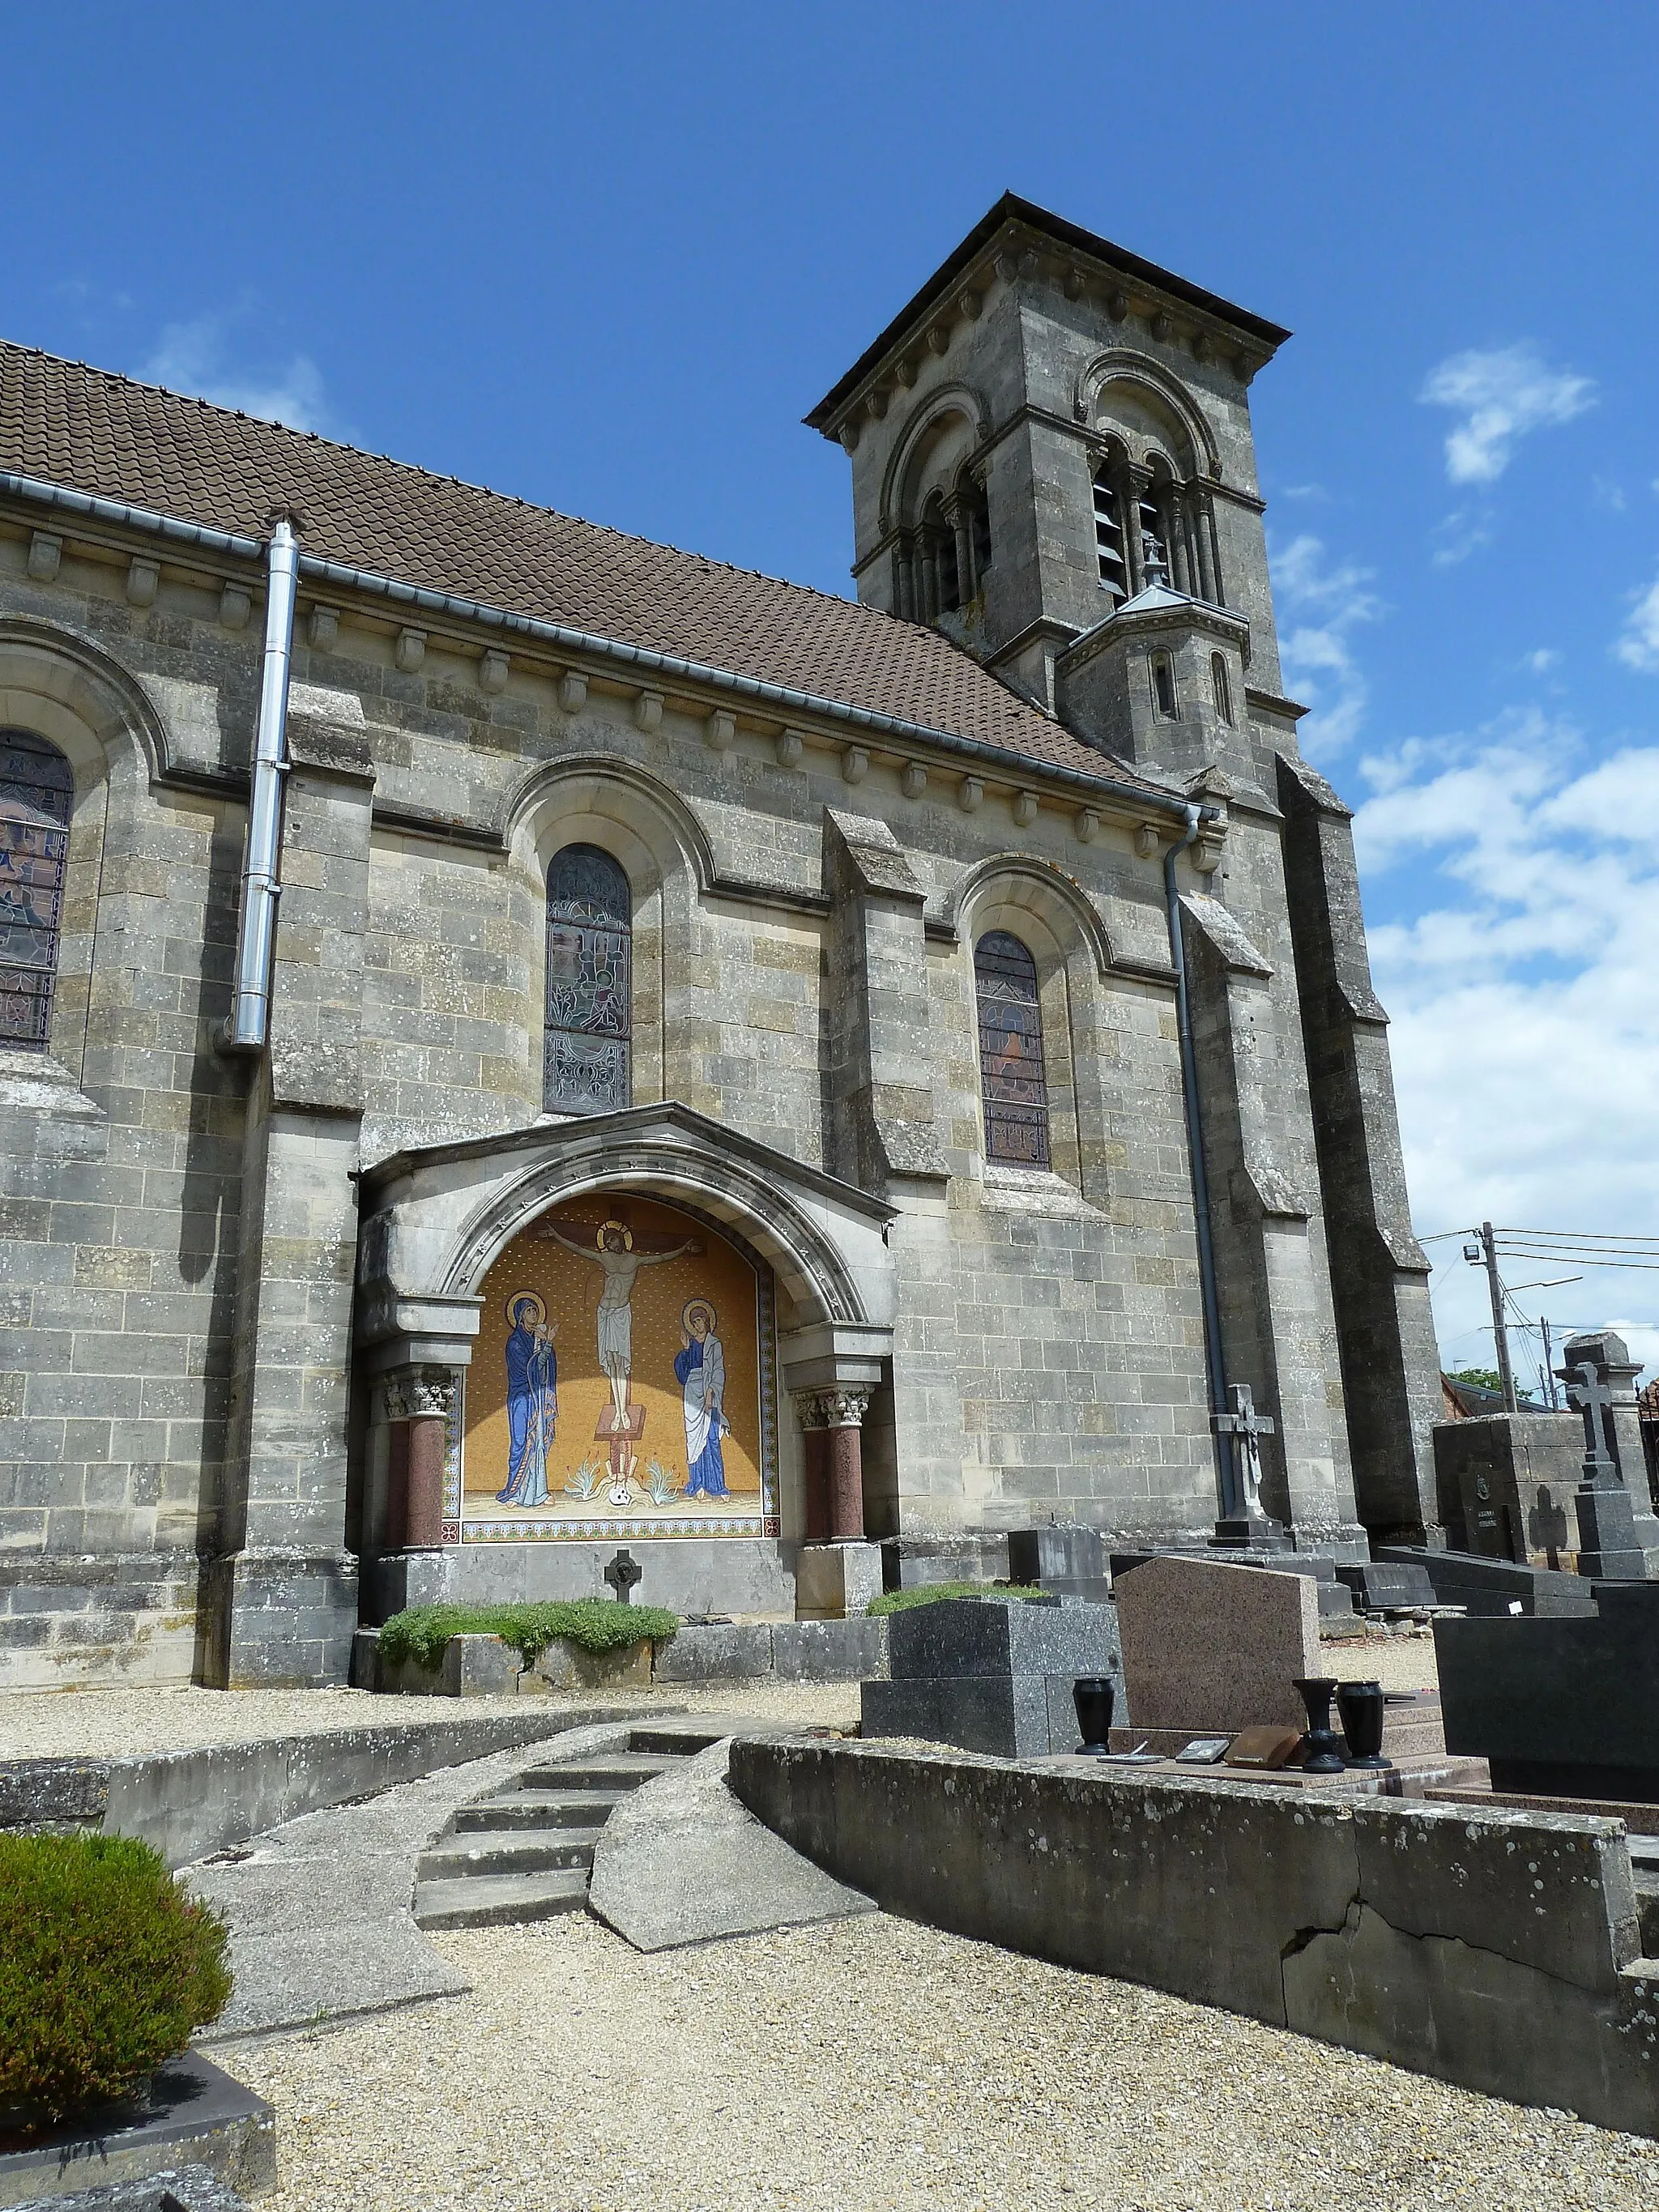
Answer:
[
  {"left": 859, "top": 1595, "right": 1123, "bottom": 1758},
  {"left": 1005, "top": 1525, "right": 1111, "bottom": 1605},
  {"left": 1375, "top": 1545, "right": 1597, "bottom": 1618},
  {"left": 1435, "top": 1581, "right": 1659, "bottom": 1800},
  {"left": 1334, "top": 1561, "right": 1439, "bottom": 1613}
]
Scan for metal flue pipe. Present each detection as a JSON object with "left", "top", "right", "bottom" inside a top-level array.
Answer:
[
  {"left": 1163, "top": 802, "right": 1235, "bottom": 1518},
  {"left": 227, "top": 516, "right": 300, "bottom": 1050}
]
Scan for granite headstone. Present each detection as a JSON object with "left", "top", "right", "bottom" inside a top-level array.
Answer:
[
  {"left": 1114, "top": 1554, "right": 1319, "bottom": 1732},
  {"left": 1004, "top": 1524, "right": 1111, "bottom": 1605}
]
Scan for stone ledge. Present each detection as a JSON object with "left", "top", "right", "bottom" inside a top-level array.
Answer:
[{"left": 0, "top": 2053, "right": 272, "bottom": 2209}]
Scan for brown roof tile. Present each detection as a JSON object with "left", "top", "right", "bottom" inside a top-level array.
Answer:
[{"left": 0, "top": 340, "right": 1172, "bottom": 796}]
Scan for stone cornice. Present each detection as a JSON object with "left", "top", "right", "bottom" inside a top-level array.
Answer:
[{"left": 807, "top": 192, "right": 1289, "bottom": 438}]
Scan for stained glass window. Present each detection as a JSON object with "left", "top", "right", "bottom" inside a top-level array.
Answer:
[
  {"left": 544, "top": 843, "right": 631, "bottom": 1113},
  {"left": 975, "top": 930, "right": 1049, "bottom": 1169},
  {"left": 0, "top": 731, "right": 74, "bottom": 1050}
]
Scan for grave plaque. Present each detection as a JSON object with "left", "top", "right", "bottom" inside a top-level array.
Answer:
[
  {"left": 1114, "top": 1554, "right": 1319, "bottom": 1732},
  {"left": 1005, "top": 1524, "right": 1111, "bottom": 1605}
]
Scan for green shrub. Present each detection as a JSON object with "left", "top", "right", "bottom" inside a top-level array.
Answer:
[
  {"left": 0, "top": 1833, "right": 231, "bottom": 2126},
  {"left": 867, "top": 1579, "right": 1050, "bottom": 1617},
  {"left": 378, "top": 1598, "right": 680, "bottom": 1671}
]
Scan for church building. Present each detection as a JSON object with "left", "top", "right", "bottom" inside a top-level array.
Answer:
[{"left": 0, "top": 195, "right": 1441, "bottom": 1686}]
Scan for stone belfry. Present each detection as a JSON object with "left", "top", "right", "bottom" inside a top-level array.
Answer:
[{"left": 810, "top": 194, "right": 1444, "bottom": 1546}]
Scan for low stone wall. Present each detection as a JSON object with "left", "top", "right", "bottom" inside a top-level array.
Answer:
[
  {"left": 727, "top": 1736, "right": 1659, "bottom": 2137},
  {"left": 0, "top": 1708, "right": 641, "bottom": 1867},
  {"left": 356, "top": 1616, "right": 888, "bottom": 1694}
]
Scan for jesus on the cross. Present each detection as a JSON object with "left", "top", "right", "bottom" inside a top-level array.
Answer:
[{"left": 539, "top": 1216, "right": 702, "bottom": 1426}]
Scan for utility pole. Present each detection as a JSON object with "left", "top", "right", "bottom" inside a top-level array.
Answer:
[
  {"left": 1540, "top": 1317, "right": 1558, "bottom": 1411},
  {"left": 1481, "top": 1221, "right": 1518, "bottom": 1413}
]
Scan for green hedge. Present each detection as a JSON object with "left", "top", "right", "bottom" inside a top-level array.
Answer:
[
  {"left": 0, "top": 1833, "right": 231, "bottom": 2126},
  {"left": 867, "top": 1580, "right": 1047, "bottom": 1617},
  {"left": 378, "top": 1598, "right": 680, "bottom": 1671}
]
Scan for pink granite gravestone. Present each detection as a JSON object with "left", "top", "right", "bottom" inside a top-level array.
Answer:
[{"left": 1115, "top": 1555, "right": 1320, "bottom": 1731}]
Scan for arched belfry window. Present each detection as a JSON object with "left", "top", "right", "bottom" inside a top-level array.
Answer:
[
  {"left": 0, "top": 730, "right": 74, "bottom": 1050},
  {"left": 544, "top": 843, "right": 631, "bottom": 1114},
  {"left": 975, "top": 931, "right": 1049, "bottom": 1169}
]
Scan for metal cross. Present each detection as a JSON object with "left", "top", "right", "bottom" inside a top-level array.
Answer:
[
  {"left": 1567, "top": 1362, "right": 1619, "bottom": 1475},
  {"left": 604, "top": 1548, "right": 642, "bottom": 1604},
  {"left": 1213, "top": 1383, "right": 1276, "bottom": 1522}
]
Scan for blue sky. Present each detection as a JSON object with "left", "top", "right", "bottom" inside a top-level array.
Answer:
[{"left": 11, "top": 2, "right": 1659, "bottom": 1383}]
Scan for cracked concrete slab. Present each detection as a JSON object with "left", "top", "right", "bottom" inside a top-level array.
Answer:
[{"left": 588, "top": 1737, "right": 876, "bottom": 1952}]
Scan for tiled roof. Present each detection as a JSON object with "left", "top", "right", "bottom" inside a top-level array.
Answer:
[{"left": 0, "top": 340, "right": 1171, "bottom": 795}]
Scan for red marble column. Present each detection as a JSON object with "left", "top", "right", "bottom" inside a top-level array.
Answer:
[
  {"left": 390, "top": 1368, "right": 454, "bottom": 1551},
  {"left": 826, "top": 1420, "right": 865, "bottom": 1542}
]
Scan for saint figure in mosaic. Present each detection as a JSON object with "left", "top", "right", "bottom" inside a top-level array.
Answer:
[
  {"left": 676, "top": 1298, "right": 728, "bottom": 1498},
  {"left": 496, "top": 1292, "right": 557, "bottom": 1506}
]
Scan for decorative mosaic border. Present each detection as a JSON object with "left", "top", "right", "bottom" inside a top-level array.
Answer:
[{"left": 451, "top": 1249, "right": 778, "bottom": 1546}]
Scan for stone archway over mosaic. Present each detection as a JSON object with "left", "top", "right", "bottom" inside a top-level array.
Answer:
[{"left": 453, "top": 1196, "right": 778, "bottom": 1545}]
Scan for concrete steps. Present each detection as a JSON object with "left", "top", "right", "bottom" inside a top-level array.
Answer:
[
  {"left": 412, "top": 1732, "right": 711, "bottom": 1932},
  {"left": 415, "top": 1866, "right": 592, "bottom": 1931}
]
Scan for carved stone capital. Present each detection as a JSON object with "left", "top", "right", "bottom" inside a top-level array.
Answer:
[
  {"left": 386, "top": 1366, "right": 456, "bottom": 1422},
  {"left": 792, "top": 1386, "right": 872, "bottom": 1432}
]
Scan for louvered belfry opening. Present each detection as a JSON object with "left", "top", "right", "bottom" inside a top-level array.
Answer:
[
  {"left": 544, "top": 842, "right": 632, "bottom": 1114},
  {"left": 1092, "top": 467, "right": 1127, "bottom": 600},
  {"left": 0, "top": 729, "right": 73, "bottom": 1049},
  {"left": 975, "top": 930, "right": 1049, "bottom": 1168}
]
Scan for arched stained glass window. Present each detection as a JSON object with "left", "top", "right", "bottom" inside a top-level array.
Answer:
[
  {"left": 975, "top": 930, "right": 1049, "bottom": 1168},
  {"left": 544, "top": 842, "right": 631, "bottom": 1114},
  {"left": 0, "top": 731, "right": 74, "bottom": 1050}
]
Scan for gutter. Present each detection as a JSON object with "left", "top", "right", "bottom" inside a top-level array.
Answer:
[
  {"left": 225, "top": 515, "right": 300, "bottom": 1050},
  {"left": 1164, "top": 803, "right": 1235, "bottom": 1519},
  {"left": 0, "top": 468, "right": 1195, "bottom": 821}
]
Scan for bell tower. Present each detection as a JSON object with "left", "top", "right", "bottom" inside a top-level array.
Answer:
[{"left": 805, "top": 193, "right": 1290, "bottom": 781}]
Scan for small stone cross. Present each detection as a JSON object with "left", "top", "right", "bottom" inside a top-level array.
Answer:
[
  {"left": 1567, "top": 1362, "right": 1619, "bottom": 1477},
  {"left": 1213, "top": 1383, "right": 1276, "bottom": 1522},
  {"left": 604, "top": 1548, "right": 642, "bottom": 1604}
]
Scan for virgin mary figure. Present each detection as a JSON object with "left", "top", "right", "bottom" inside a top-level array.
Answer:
[
  {"left": 675, "top": 1299, "right": 728, "bottom": 1498},
  {"left": 497, "top": 1291, "right": 557, "bottom": 1506}
]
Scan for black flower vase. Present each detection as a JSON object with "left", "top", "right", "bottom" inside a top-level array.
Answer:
[
  {"left": 1073, "top": 1676, "right": 1115, "bottom": 1755},
  {"left": 1335, "top": 1678, "right": 1391, "bottom": 1771},
  {"left": 1291, "top": 1676, "right": 1346, "bottom": 1774}
]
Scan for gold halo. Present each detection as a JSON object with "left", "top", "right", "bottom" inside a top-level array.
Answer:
[
  {"left": 681, "top": 1298, "right": 717, "bottom": 1335},
  {"left": 598, "top": 1219, "right": 633, "bottom": 1251},
  {"left": 505, "top": 1289, "right": 547, "bottom": 1328}
]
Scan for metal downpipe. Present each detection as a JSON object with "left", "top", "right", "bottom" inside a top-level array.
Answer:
[
  {"left": 1164, "top": 803, "right": 1235, "bottom": 1519},
  {"left": 227, "top": 517, "right": 300, "bottom": 1051}
]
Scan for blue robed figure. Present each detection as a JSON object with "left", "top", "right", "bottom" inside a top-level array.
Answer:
[
  {"left": 497, "top": 1294, "right": 557, "bottom": 1505},
  {"left": 676, "top": 1299, "right": 728, "bottom": 1498}
]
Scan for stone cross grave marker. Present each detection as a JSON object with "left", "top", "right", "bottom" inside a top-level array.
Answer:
[
  {"left": 605, "top": 1548, "right": 642, "bottom": 1603},
  {"left": 1215, "top": 1384, "right": 1274, "bottom": 1519}
]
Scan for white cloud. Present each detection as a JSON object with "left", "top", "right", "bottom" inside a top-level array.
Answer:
[
  {"left": 1352, "top": 712, "right": 1659, "bottom": 1380},
  {"left": 1616, "top": 574, "right": 1659, "bottom": 672},
  {"left": 1429, "top": 506, "right": 1496, "bottom": 567},
  {"left": 145, "top": 313, "right": 330, "bottom": 433},
  {"left": 1419, "top": 343, "right": 1596, "bottom": 484},
  {"left": 1269, "top": 533, "right": 1380, "bottom": 756},
  {"left": 1523, "top": 648, "right": 1561, "bottom": 675}
]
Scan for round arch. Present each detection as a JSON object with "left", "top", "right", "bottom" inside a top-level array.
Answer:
[
  {"left": 946, "top": 854, "right": 1118, "bottom": 981},
  {"left": 878, "top": 381, "right": 993, "bottom": 535},
  {"left": 1072, "top": 350, "right": 1221, "bottom": 481}
]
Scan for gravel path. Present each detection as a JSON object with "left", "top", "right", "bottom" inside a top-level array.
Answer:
[
  {"left": 223, "top": 1909, "right": 1656, "bottom": 2212},
  {"left": 0, "top": 1678, "right": 859, "bottom": 1762}
]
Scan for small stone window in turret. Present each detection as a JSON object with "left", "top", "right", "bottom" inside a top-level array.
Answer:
[
  {"left": 0, "top": 728, "right": 74, "bottom": 1049},
  {"left": 1151, "top": 652, "right": 1178, "bottom": 720},
  {"left": 975, "top": 931, "right": 1050, "bottom": 1169},
  {"left": 544, "top": 842, "right": 632, "bottom": 1114},
  {"left": 1093, "top": 467, "right": 1126, "bottom": 599},
  {"left": 1211, "top": 653, "right": 1234, "bottom": 726}
]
